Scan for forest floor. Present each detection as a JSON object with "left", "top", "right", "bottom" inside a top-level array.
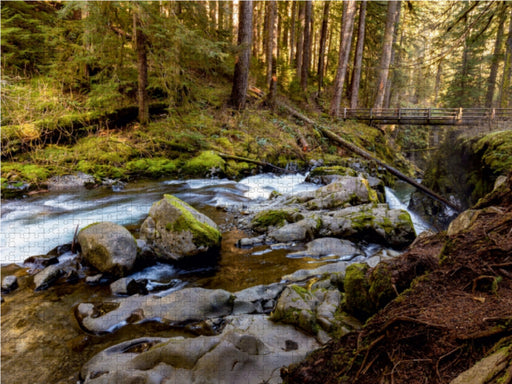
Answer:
[
  {"left": 1, "top": 77, "right": 414, "bottom": 194},
  {"left": 282, "top": 173, "right": 512, "bottom": 384}
]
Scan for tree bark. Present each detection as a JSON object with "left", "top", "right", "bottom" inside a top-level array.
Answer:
[
  {"left": 349, "top": 0, "right": 367, "bottom": 108},
  {"left": 329, "top": 0, "right": 357, "bottom": 117},
  {"left": 134, "top": 8, "right": 148, "bottom": 125},
  {"left": 433, "top": 60, "right": 443, "bottom": 106},
  {"left": 500, "top": 11, "right": 512, "bottom": 107},
  {"left": 295, "top": 2, "right": 305, "bottom": 77},
  {"left": 289, "top": 1, "right": 297, "bottom": 65},
  {"left": 229, "top": 0, "right": 253, "bottom": 110},
  {"left": 209, "top": 1, "right": 217, "bottom": 33},
  {"left": 485, "top": 4, "right": 507, "bottom": 108},
  {"left": 373, "top": 1, "right": 401, "bottom": 110},
  {"left": 383, "top": 2, "right": 401, "bottom": 108},
  {"left": 300, "top": 0, "right": 312, "bottom": 92},
  {"left": 266, "top": 1, "right": 277, "bottom": 88},
  {"left": 317, "top": 1, "right": 330, "bottom": 93}
]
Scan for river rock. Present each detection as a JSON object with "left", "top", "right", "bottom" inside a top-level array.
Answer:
[
  {"left": 47, "top": 172, "right": 96, "bottom": 190},
  {"left": 1, "top": 275, "right": 18, "bottom": 293},
  {"left": 80, "top": 314, "right": 320, "bottom": 384},
  {"left": 319, "top": 203, "right": 416, "bottom": 247},
  {"left": 233, "top": 283, "right": 285, "bottom": 315},
  {"left": 292, "top": 176, "right": 378, "bottom": 210},
  {"left": 288, "top": 237, "right": 362, "bottom": 260},
  {"left": 110, "top": 277, "right": 148, "bottom": 296},
  {"left": 78, "top": 222, "right": 137, "bottom": 277},
  {"left": 268, "top": 217, "right": 319, "bottom": 243},
  {"left": 77, "top": 287, "right": 234, "bottom": 334},
  {"left": 140, "top": 194, "right": 221, "bottom": 262},
  {"left": 33, "top": 264, "right": 63, "bottom": 291}
]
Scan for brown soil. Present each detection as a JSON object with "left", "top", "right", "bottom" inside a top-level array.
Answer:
[{"left": 282, "top": 173, "right": 512, "bottom": 384}]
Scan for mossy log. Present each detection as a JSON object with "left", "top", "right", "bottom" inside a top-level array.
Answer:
[
  {"left": 278, "top": 101, "right": 462, "bottom": 213},
  {"left": 1, "top": 102, "right": 168, "bottom": 159}
]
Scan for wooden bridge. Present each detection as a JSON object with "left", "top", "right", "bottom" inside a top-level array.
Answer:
[{"left": 340, "top": 107, "right": 512, "bottom": 126}]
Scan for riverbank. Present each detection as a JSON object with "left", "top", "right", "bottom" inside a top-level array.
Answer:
[{"left": 1, "top": 169, "right": 422, "bottom": 384}]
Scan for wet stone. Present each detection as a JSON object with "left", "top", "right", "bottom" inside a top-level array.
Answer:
[{"left": 2, "top": 275, "right": 18, "bottom": 293}]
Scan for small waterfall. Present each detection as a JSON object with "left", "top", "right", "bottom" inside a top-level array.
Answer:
[{"left": 385, "top": 186, "right": 431, "bottom": 235}]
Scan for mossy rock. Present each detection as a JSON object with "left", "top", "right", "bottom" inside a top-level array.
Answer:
[
  {"left": 251, "top": 209, "right": 303, "bottom": 232},
  {"left": 271, "top": 285, "right": 320, "bottom": 335},
  {"left": 182, "top": 151, "right": 225, "bottom": 177},
  {"left": 343, "top": 263, "right": 374, "bottom": 321},
  {"left": 368, "top": 263, "right": 395, "bottom": 309},
  {"left": 140, "top": 194, "right": 221, "bottom": 262}
]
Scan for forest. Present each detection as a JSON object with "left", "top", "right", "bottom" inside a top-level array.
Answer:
[{"left": 1, "top": 2, "right": 512, "bottom": 384}]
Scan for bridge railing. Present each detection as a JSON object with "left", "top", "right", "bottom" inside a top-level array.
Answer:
[{"left": 342, "top": 108, "right": 512, "bottom": 122}]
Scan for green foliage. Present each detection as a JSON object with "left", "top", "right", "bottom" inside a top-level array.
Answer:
[{"left": 126, "top": 158, "right": 177, "bottom": 177}]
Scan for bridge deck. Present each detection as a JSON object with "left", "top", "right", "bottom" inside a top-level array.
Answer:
[{"left": 341, "top": 108, "right": 512, "bottom": 125}]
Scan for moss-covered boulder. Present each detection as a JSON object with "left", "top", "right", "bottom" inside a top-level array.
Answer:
[
  {"left": 319, "top": 204, "right": 416, "bottom": 248},
  {"left": 271, "top": 285, "right": 321, "bottom": 336},
  {"left": 140, "top": 194, "right": 221, "bottom": 262},
  {"left": 292, "top": 176, "right": 379, "bottom": 210},
  {"left": 77, "top": 222, "right": 138, "bottom": 277},
  {"left": 250, "top": 208, "right": 303, "bottom": 233},
  {"left": 343, "top": 262, "right": 395, "bottom": 321}
]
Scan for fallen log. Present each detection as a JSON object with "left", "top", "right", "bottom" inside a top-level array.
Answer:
[{"left": 278, "top": 101, "right": 462, "bottom": 213}]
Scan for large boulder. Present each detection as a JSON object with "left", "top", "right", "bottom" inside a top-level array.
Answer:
[
  {"left": 287, "top": 237, "right": 362, "bottom": 260},
  {"left": 320, "top": 203, "right": 416, "bottom": 247},
  {"left": 140, "top": 194, "right": 221, "bottom": 262},
  {"left": 292, "top": 176, "right": 379, "bottom": 210},
  {"left": 80, "top": 314, "right": 320, "bottom": 384},
  {"left": 76, "top": 287, "right": 234, "bottom": 334},
  {"left": 78, "top": 222, "right": 137, "bottom": 277}
]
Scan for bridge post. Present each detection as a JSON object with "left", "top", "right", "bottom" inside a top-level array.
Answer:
[
  {"left": 398, "top": 108, "right": 401, "bottom": 120},
  {"left": 344, "top": 108, "right": 347, "bottom": 120}
]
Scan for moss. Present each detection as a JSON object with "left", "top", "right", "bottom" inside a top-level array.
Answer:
[
  {"left": 163, "top": 194, "right": 221, "bottom": 247},
  {"left": 224, "top": 160, "right": 254, "bottom": 179},
  {"left": 309, "top": 166, "right": 358, "bottom": 178},
  {"left": 368, "top": 264, "right": 395, "bottom": 308},
  {"left": 344, "top": 263, "right": 374, "bottom": 321},
  {"left": 126, "top": 158, "right": 177, "bottom": 177},
  {"left": 361, "top": 177, "right": 379, "bottom": 203},
  {"left": 1, "top": 163, "right": 50, "bottom": 183},
  {"left": 182, "top": 150, "right": 225, "bottom": 177},
  {"left": 251, "top": 209, "right": 292, "bottom": 231}
]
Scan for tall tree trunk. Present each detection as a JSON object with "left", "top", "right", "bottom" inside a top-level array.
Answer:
[
  {"left": 266, "top": 1, "right": 277, "bottom": 88},
  {"left": 500, "top": 11, "right": 512, "bottom": 107},
  {"left": 433, "top": 60, "right": 443, "bottom": 106},
  {"left": 252, "top": 2, "right": 259, "bottom": 58},
  {"left": 383, "top": 2, "right": 401, "bottom": 108},
  {"left": 329, "top": 0, "right": 357, "bottom": 117},
  {"left": 228, "top": 1, "right": 234, "bottom": 42},
  {"left": 349, "top": 0, "right": 367, "bottom": 108},
  {"left": 485, "top": 4, "right": 507, "bottom": 108},
  {"left": 230, "top": 0, "right": 253, "bottom": 110},
  {"left": 218, "top": 0, "right": 225, "bottom": 31},
  {"left": 317, "top": 1, "right": 330, "bottom": 93},
  {"left": 295, "top": 2, "right": 305, "bottom": 77},
  {"left": 134, "top": 8, "right": 148, "bottom": 125},
  {"left": 300, "top": 0, "right": 312, "bottom": 92},
  {"left": 209, "top": 1, "right": 217, "bottom": 33},
  {"left": 373, "top": 1, "right": 401, "bottom": 110},
  {"left": 289, "top": 1, "right": 297, "bottom": 65}
]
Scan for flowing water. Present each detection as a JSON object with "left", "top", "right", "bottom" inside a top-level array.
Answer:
[{"left": 1, "top": 174, "right": 431, "bottom": 384}]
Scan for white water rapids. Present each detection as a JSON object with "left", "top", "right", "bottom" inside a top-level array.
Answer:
[{"left": 1, "top": 174, "right": 429, "bottom": 264}]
